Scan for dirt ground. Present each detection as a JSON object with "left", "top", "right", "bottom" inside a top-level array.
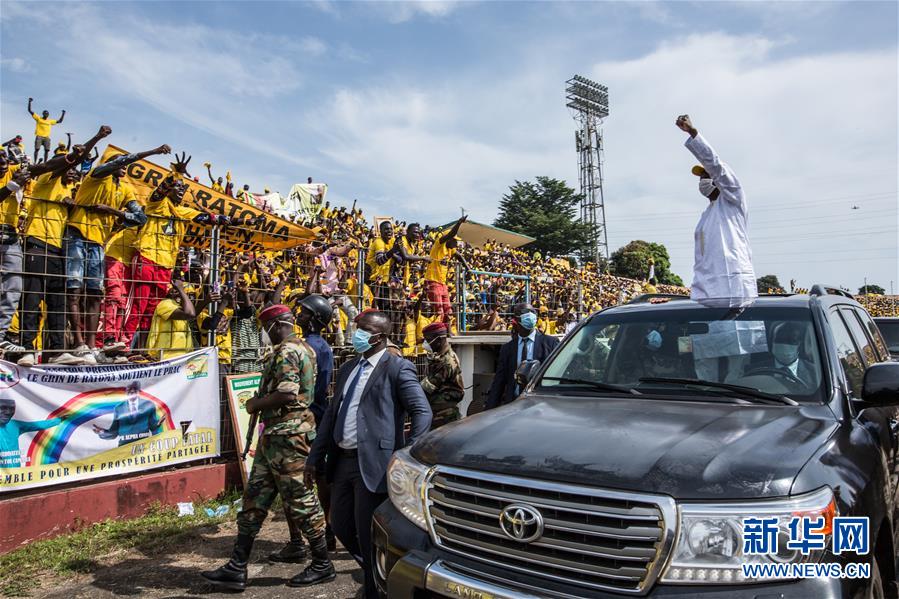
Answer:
[{"left": 36, "top": 515, "right": 362, "bottom": 599}]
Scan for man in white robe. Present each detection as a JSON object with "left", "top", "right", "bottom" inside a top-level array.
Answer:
[
  {"left": 677, "top": 115, "right": 760, "bottom": 381},
  {"left": 676, "top": 114, "right": 757, "bottom": 301}
]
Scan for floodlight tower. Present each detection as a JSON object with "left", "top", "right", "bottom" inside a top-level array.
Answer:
[{"left": 566, "top": 75, "right": 609, "bottom": 268}]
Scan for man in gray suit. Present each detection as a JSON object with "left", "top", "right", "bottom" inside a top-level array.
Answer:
[{"left": 305, "top": 310, "right": 431, "bottom": 599}]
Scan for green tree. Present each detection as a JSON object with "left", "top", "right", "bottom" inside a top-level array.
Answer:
[
  {"left": 756, "top": 274, "right": 783, "bottom": 294},
  {"left": 609, "top": 240, "right": 684, "bottom": 286},
  {"left": 493, "top": 177, "right": 593, "bottom": 257},
  {"left": 858, "top": 283, "right": 886, "bottom": 295}
]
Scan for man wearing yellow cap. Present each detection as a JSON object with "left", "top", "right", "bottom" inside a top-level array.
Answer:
[{"left": 676, "top": 114, "right": 756, "bottom": 301}]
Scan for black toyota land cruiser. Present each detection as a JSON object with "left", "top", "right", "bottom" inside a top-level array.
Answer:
[{"left": 374, "top": 286, "right": 899, "bottom": 598}]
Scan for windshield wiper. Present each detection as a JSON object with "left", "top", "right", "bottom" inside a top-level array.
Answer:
[
  {"left": 541, "top": 377, "right": 641, "bottom": 395},
  {"left": 638, "top": 377, "right": 797, "bottom": 406}
]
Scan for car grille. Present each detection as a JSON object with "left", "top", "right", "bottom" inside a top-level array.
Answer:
[{"left": 424, "top": 466, "right": 677, "bottom": 595}]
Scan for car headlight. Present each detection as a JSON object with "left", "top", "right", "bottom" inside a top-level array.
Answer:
[
  {"left": 387, "top": 447, "right": 431, "bottom": 530},
  {"left": 661, "top": 487, "right": 836, "bottom": 584}
]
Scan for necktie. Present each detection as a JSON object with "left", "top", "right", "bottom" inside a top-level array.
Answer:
[
  {"left": 519, "top": 337, "right": 531, "bottom": 368},
  {"left": 516, "top": 338, "right": 531, "bottom": 394},
  {"left": 334, "top": 361, "right": 368, "bottom": 444}
]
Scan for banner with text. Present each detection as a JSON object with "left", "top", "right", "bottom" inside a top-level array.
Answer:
[
  {"left": 101, "top": 145, "right": 317, "bottom": 253},
  {"left": 0, "top": 348, "right": 221, "bottom": 493},
  {"left": 224, "top": 373, "right": 262, "bottom": 487}
]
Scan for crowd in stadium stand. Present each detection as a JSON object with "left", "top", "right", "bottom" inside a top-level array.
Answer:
[{"left": 1, "top": 117, "right": 895, "bottom": 369}]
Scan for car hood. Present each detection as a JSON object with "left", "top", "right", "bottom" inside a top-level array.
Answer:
[{"left": 412, "top": 395, "right": 837, "bottom": 500}]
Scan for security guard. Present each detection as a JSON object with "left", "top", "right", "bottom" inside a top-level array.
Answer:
[
  {"left": 421, "top": 322, "right": 464, "bottom": 427},
  {"left": 202, "top": 304, "right": 335, "bottom": 591}
]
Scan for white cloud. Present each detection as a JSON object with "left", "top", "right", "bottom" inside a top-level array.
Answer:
[
  {"left": 1, "top": 57, "right": 30, "bottom": 73},
  {"left": 298, "top": 36, "right": 328, "bottom": 56},
  {"left": 306, "top": 32, "right": 897, "bottom": 288},
  {"left": 370, "top": 0, "right": 464, "bottom": 23}
]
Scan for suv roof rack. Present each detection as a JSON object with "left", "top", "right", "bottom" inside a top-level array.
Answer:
[
  {"left": 626, "top": 293, "right": 691, "bottom": 305},
  {"left": 809, "top": 284, "right": 855, "bottom": 299}
]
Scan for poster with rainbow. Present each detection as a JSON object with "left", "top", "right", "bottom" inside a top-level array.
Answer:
[{"left": 0, "top": 348, "right": 220, "bottom": 493}]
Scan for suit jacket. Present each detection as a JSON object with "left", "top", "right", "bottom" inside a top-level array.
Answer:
[
  {"left": 308, "top": 351, "right": 432, "bottom": 493},
  {"left": 486, "top": 331, "right": 560, "bottom": 410},
  {"left": 100, "top": 398, "right": 162, "bottom": 446},
  {"left": 756, "top": 356, "right": 818, "bottom": 389}
]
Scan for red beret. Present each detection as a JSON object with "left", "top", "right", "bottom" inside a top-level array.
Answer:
[
  {"left": 422, "top": 322, "right": 448, "bottom": 336},
  {"left": 259, "top": 304, "right": 293, "bottom": 323}
]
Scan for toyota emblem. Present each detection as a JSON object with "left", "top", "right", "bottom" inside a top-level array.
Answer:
[{"left": 498, "top": 503, "right": 544, "bottom": 543}]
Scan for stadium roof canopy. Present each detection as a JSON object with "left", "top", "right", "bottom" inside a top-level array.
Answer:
[{"left": 437, "top": 219, "right": 535, "bottom": 249}]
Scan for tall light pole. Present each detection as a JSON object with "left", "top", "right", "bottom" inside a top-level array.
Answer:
[{"left": 566, "top": 75, "right": 609, "bottom": 269}]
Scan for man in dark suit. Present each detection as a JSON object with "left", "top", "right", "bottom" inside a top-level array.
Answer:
[
  {"left": 305, "top": 310, "right": 431, "bottom": 599},
  {"left": 92, "top": 381, "right": 162, "bottom": 445},
  {"left": 757, "top": 322, "right": 818, "bottom": 389},
  {"left": 485, "top": 302, "right": 560, "bottom": 410}
]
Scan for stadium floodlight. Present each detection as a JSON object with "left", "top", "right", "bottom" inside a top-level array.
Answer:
[
  {"left": 566, "top": 76, "right": 609, "bottom": 118},
  {"left": 566, "top": 74, "right": 610, "bottom": 269}
]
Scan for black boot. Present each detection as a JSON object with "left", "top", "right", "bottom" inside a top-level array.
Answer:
[
  {"left": 325, "top": 525, "right": 337, "bottom": 552},
  {"left": 268, "top": 538, "right": 308, "bottom": 563},
  {"left": 287, "top": 535, "right": 336, "bottom": 587},
  {"left": 201, "top": 533, "right": 254, "bottom": 591}
]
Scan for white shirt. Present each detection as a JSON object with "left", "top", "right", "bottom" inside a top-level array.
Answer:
[
  {"left": 517, "top": 329, "right": 537, "bottom": 364},
  {"left": 338, "top": 348, "right": 387, "bottom": 449},
  {"left": 775, "top": 358, "right": 800, "bottom": 377},
  {"left": 686, "top": 133, "right": 757, "bottom": 301}
]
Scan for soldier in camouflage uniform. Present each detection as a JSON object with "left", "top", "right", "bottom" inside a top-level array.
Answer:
[
  {"left": 202, "top": 304, "right": 335, "bottom": 591},
  {"left": 421, "top": 322, "right": 464, "bottom": 428}
]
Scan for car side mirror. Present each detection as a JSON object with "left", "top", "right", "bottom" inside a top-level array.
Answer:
[
  {"left": 514, "top": 360, "right": 541, "bottom": 388},
  {"left": 861, "top": 362, "right": 899, "bottom": 406}
]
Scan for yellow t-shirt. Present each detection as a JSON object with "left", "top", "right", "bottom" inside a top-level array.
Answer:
[
  {"left": 198, "top": 307, "right": 233, "bottom": 364},
  {"left": 211, "top": 182, "right": 224, "bottom": 194},
  {"left": 32, "top": 114, "right": 57, "bottom": 137},
  {"left": 346, "top": 278, "right": 373, "bottom": 310},
  {"left": 147, "top": 298, "right": 194, "bottom": 360},
  {"left": 413, "top": 313, "right": 439, "bottom": 355},
  {"left": 136, "top": 198, "right": 203, "bottom": 269},
  {"left": 425, "top": 238, "right": 455, "bottom": 283},
  {"left": 402, "top": 317, "right": 418, "bottom": 357},
  {"left": 366, "top": 236, "right": 395, "bottom": 283},
  {"left": 0, "top": 164, "right": 21, "bottom": 228},
  {"left": 398, "top": 237, "right": 423, "bottom": 288},
  {"left": 105, "top": 195, "right": 147, "bottom": 264},
  {"left": 25, "top": 173, "right": 72, "bottom": 249},
  {"left": 70, "top": 174, "right": 137, "bottom": 244}
]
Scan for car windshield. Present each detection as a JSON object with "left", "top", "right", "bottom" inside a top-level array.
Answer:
[
  {"left": 876, "top": 320, "right": 899, "bottom": 354},
  {"left": 538, "top": 306, "right": 827, "bottom": 403}
]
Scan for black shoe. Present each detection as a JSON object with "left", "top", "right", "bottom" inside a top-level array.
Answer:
[
  {"left": 268, "top": 539, "right": 308, "bottom": 563},
  {"left": 201, "top": 561, "right": 247, "bottom": 592},
  {"left": 202, "top": 533, "right": 253, "bottom": 591},
  {"left": 286, "top": 536, "right": 336, "bottom": 587}
]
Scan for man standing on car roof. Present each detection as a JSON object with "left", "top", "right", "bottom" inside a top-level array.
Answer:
[{"left": 676, "top": 114, "right": 756, "bottom": 301}]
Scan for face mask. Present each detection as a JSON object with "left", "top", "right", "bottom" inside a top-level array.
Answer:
[
  {"left": 422, "top": 339, "right": 434, "bottom": 354},
  {"left": 698, "top": 178, "right": 716, "bottom": 198},
  {"left": 773, "top": 343, "right": 800, "bottom": 366},
  {"left": 353, "top": 329, "right": 376, "bottom": 354},
  {"left": 646, "top": 330, "right": 662, "bottom": 351},
  {"left": 518, "top": 311, "right": 538, "bottom": 330}
]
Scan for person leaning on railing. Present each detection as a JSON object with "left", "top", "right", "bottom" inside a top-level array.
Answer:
[
  {"left": 66, "top": 142, "right": 164, "bottom": 364},
  {"left": 121, "top": 154, "right": 263, "bottom": 356},
  {"left": 6, "top": 126, "right": 112, "bottom": 366}
]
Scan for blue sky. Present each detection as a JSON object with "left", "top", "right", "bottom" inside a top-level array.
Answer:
[{"left": 1, "top": 1, "right": 897, "bottom": 291}]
